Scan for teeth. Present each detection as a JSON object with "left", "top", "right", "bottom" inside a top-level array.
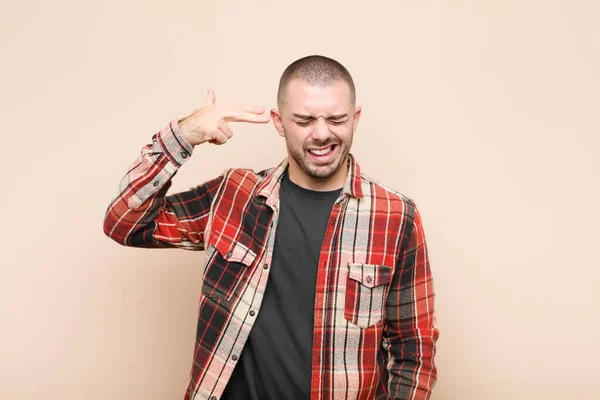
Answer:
[{"left": 310, "top": 146, "right": 332, "bottom": 156}]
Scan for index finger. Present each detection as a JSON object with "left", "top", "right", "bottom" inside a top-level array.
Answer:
[
  {"left": 223, "top": 110, "right": 271, "bottom": 124},
  {"left": 239, "top": 105, "right": 266, "bottom": 114},
  {"left": 225, "top": 103, "right": 269, "bottom": 114}
]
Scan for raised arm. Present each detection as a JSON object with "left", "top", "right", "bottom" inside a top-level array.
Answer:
[{"left": 102, "top": 89, "right": 270, "bottom": 250}]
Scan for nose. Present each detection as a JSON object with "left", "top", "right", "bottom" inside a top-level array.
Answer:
[{"left": 311, "top": 117, "right": 331, "bottom": 142}]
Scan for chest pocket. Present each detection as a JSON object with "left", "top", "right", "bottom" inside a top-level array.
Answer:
[
  {"left": 344, "top": 263, "right": 393, "bottom": 328},
  {"left": 201, "top": 239, "right": 257, "bottom": 307}
]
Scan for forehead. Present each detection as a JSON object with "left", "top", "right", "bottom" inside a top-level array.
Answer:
[{"left": 284, "top": 78, "right": 353, "bottom": 115}]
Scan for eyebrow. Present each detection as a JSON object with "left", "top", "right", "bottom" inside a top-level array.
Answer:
[{"left": 292, "top": 113, "right": 348, "bottom": 120}]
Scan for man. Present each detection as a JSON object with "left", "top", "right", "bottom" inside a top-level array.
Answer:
[{"left": 103, "top": 55, "right": 439, "bottom": 400}]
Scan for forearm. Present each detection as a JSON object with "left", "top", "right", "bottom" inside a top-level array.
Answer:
[
  {"left": 103, "top": 91, "right": 269, "bottom": 249},
  {"left": 385, "top": 326, "right": 438, "bottom": 399},
  {"left": 103, "top": 120, "right": 200, "bottom": 248}
]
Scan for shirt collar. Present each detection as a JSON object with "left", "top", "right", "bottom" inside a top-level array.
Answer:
[{"left": 256, "top": 154, "right": 364, "bottom": 202}]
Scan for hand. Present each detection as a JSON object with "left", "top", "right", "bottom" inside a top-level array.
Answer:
[{"left": 178, "top": 89, "right": 270, "bottom": 146}]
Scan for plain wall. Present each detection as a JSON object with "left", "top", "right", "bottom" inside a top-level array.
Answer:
[{"left": 1, "top": 1, "right": 598, "bottom": 399}]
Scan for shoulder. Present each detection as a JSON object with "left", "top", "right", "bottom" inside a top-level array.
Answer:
[{"left": 358, "top": 172, "right": 418, "bottom": 216}]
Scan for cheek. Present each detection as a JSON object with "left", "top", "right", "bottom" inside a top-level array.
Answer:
[
  {"left": 332, "top": 127, "right": 353, "bottom": 142},
  {"left": 284, "top": 126, "right": 309, "bottom": 146}
]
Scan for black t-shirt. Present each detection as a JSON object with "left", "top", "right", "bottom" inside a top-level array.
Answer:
[{"left": 221, "top": 169, "right": 342, "bottom": 400}]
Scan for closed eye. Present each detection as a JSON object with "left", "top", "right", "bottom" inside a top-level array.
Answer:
[{"left": 294, "top": 119, "right": 347, "bottom": 126}]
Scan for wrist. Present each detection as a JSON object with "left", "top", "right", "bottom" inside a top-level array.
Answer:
[
  {"left": 179, "top": 118, "right": 211, "bottom": 147},
  {"left": 169, "top": 120, "right": 196, "bottom": 156},
  {"left": 177, "top": 118, "right": 195, "bottom": 145}
]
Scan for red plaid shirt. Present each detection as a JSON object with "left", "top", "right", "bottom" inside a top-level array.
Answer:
[{"left": 103, "top": 121, "right": 439, "bottom": 400}]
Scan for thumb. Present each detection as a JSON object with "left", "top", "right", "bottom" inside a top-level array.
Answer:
[{"left": 200, "top": 88, "right": 216, "bottom": 108}]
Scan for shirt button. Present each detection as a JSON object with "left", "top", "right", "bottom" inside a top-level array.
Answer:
[
  {"left": 210, "top": 397, "right": 217, "bottom": 400},
  {"left": 181, "top": 151, "right": 188, "bottom": 159},
  {"left": 226, "top": 251, "right": 232, "bottom": 258},
  {"left": 249, "top": 310, "right": 256, "bottom": 317},
  {"left": 232, "top": 354, "right": 238, "bottom": 361},
  {"left": 263, "top": 263, "right": 269, "bottom": 270},
  {"left": 366, "top": 276, "right": 373, "bottom": 284},
  {"left": 153, "top": 181, "right": 159, "bottom": 187}
]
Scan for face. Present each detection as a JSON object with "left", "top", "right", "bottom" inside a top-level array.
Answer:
[{"left": 272, "top": 79, "right": 362, "bottom": 181}]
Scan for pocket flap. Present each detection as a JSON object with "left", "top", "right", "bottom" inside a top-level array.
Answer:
[
  {"left": 348, "top": 263, "right": 393, "bottom": 288},
  {"left": 215, "top": 239, "right": 257, "bottom": 267}
]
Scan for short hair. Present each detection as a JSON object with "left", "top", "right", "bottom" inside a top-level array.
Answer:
[{"left": 277, "top": 55, "right": 356, "bottom": 108}]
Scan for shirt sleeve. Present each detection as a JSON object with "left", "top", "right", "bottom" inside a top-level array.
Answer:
[
  {"left": 103, "top": 120, "right": 224, "bottom": 250},
  {"left": 383, "top": 202, "right": 439, "bottom": 399}
]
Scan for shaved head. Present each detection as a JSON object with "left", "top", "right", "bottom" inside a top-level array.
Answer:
[{"left": 277, "top": 55, "right": 356, "bottom": 109}]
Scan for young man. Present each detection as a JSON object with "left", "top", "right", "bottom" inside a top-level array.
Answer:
[{"left": 103, "top": 55, "right": 439, "bottom": 400}]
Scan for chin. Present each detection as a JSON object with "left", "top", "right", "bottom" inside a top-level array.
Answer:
[
  {"left": 305, "top": 159, "right": 344, "bottom": 179},
  {"left": 290, "top": 147, "right": 349, "bottom": 180},
  {"left": 307, "top": 169, "right": 336, "bottom": 179}
]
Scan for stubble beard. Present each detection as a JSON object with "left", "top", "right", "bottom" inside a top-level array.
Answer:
[{"left": 287, "top": 135, "right": 353, "bottom": 180}]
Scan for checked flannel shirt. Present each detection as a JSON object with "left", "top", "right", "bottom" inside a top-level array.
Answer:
[{"left": 103, "top": 120, "right": 439, "bottom": 400}]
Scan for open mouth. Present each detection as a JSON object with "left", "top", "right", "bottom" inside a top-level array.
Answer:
[{"left": 307, "top": 145, "right": 337, "bottom": 158}]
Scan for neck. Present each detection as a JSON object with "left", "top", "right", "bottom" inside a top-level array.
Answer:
[{"left": 286, "top": 158, "right": 349, "bottom": 192}]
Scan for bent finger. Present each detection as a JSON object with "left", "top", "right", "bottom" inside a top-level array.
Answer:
[
  {"left": 218, "top": 121, "right": 234, "bottom": 138},
  {"left": 210, "top": 131, "right": 228, "bottom": 145}
]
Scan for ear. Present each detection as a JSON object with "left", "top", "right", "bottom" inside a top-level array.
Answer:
[
  {"left": 271, "top": 108, "right": 286, "bottom": 137},
  {"left": 352, "top": 105, "right": 362, "bottom": 133}
]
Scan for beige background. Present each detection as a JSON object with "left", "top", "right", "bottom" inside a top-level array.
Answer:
[{"left": 1, "top": 0, "right": 599, "bottom": 399}]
